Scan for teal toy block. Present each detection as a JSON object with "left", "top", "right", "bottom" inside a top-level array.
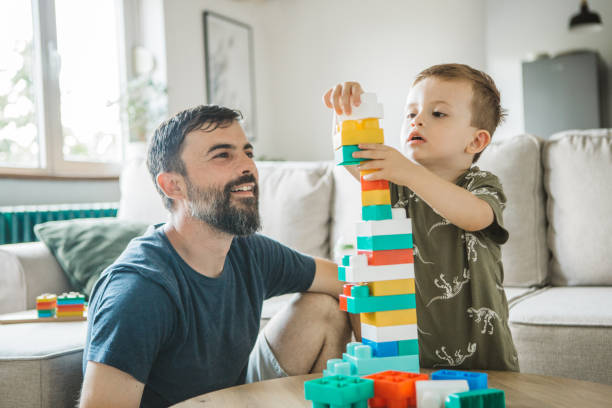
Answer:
[
  {"left": 341, "top": 255, "right": 351, "bottom": 266},
  {"left": 335, "top": 145, "right": 368, "bottom": 166},
  {"left": 341, "top": 342, "right": 420, "bottom": 376},
  {"left": 304, "top": 375, "right": 374, "bottom": 408},
  {"left": 356, "top": 233, "right": 413, "bottom": 251},
  {"left": 431, "top": 370, "right": 488, "bottom": 390},
  {"left": 338, "top": 266, "right": 347, "bottom": 281},
  {"left": 37, "top": 310, "right": 54, "bottom": 318},
  {"left": 361, "top": 338, "right": 398, "bottom": 357},
  {"left": 340, "top": 284, "right": 416, "bottom": 313},
  {"left": 398, "top": 339, "right": 419, "bottom": 355},
  {"left": 444, "top": 388, "right": 505, "bottom": 408},
  {"left": 323, "top": 359, "right": 356, "bottom": 377},
  {"left": 362, "top": 205, "right": 392, "bottom": 221}
]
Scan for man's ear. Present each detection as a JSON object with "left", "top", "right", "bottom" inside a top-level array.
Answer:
[
  {"left": 466, "top": 129, "right": 491, "bottom": 155},
  {"left": 156, "top": 172, "right": 186, "bottom": 203}
]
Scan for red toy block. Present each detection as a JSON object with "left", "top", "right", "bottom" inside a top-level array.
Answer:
[
  {"left": 363, "top": 370, "right": 429, "bottom": 408},
  {"left": 361, "top": 176, "right": 390, "bottom": 191},
  {"left": 339, "top": 283, "right": 357, "bottom": 312},
  {"left": 56, "top": 304, "right": 85, "bottom": 312},
  {"left": 358, "top": 249, "right": 414, "bottom": 266}
]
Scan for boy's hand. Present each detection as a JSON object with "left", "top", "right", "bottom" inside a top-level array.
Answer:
[
  {"left": 353, "top": 143, "right": 417, "bottom": 186},
  {"left": 323, "top": 82, "right": 364, "bottom": 116}
]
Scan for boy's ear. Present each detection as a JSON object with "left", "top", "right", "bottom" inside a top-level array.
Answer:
[
  {"left": 157, "top": 172, "right": 187, "bottom": 203},
  {"left": 466, "top": 129, "right": 491, "bottom": 155}
]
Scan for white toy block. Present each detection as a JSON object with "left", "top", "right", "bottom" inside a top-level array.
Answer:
[
  {"left": 415, "top": 380, "right": 469, "bottom": 408},
  {"left": 343, "top": 262, "right": 415, "bottom": 282},
  {"left": 336, "top": 92, "right": 384, "bottom": 121},
  {"left": 356, "top": 217, "right": 412, "bottom": 237},
  {"left": 361, "top": 323, "right": 418, "bottom": 343},
  {"left": 391, "top": 208, "right": 407, "bottom": 219}
]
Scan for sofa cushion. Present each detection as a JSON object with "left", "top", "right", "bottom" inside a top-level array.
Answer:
[
  {"left": 542, "top": 129, "right": 612, "bottom": 285},
  {"left": 0, "top": 248, "right": 27, "bottom": 314},
  {"left": 117, "top": 161, "right": 169, "bottom": 224}
]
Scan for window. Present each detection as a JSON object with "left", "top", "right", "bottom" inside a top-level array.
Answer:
[{"left": 0, "top": 0, "right": 126, "bottom": 177}]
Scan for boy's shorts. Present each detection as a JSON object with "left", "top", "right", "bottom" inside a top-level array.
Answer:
[{"left": 245, "top": 329, "right": 288, "bottom": 383}]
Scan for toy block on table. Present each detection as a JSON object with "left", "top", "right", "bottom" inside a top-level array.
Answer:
[
  {"left": 356, "top": 234, "right": 413, "bottom": 251},
  {"left": 338, "top": 261, "right": 415, "bottom": 283},
  {"left": 361, "top": 189, "right": 391, "bottom": 206},
  {"left": 361, "top": 322, "right": 417, "bottom": 343},
  {"left": 361, "top": 309, "right": 417, "bottom": 327},
  {"left": 415, "top": 380, "right": 469, "bottom": 408},
  {"left": 339, "top": 284, "right": 416, "bottom": 314},
  {"left": 356, "top": 209, "right": 412, "bottom": 236},
  {"left": 431, "top": 370, "right": 488, "bottom": 390},
  {"left": 304, "top": 375, "right": 374, "bottom": 408},
  {"left": 361, "top": 338, "right": 399, "bottom": 357},
  {"left": 358, "top": 248, "right": 414, "bottom": 265},
  {"left": 341, "top": 342, "right": 420, "bottom": 376},
  {"left": 368, "top": 279, "right": 415, "bottom": 296},
  {"left": 323, "top": 359, "right": 355, "bottom": 377},
  {"left": 56, "top": 292, "right": 86, "bottom": 318},
  {"left": 363, "top": 370, "right": 429, "bottom": 408},
  {"left": 362, "top": 205, "right": 392, "bottom": 221},
  {"left": 335, "top": 145, "right": 367, "bottom": 166},
  {"left": 444, "top": 388, "right": 505, "bottom": 408},
  {"left": 36, "top": 293, "right": 57, "bottom": 318}
]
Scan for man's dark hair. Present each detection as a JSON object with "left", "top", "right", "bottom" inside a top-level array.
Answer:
[{"left": 146, "top": 105, "right": 243, "bottom": 211}]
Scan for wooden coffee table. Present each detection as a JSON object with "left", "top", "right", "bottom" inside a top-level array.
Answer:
[{"left": 172, "top": 369, "right": 612, "bottom": 407}]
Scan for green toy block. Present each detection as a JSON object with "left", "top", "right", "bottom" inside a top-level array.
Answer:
[
  {"left": 356, "top": 233, "right": 413, "bottom": 251},
  {"left": 362, "top": 205, "right": 392, "bottom": 221},
  {"left": 322, "top": 359, "right": 356, "bottom": 377},
  {"left": 398, "top": 339, "right": 419, "bottom": 355},
  {"left": 304, "top": 375, "right": 374, "bottom": 408},
  {"left": 335, "top": 145, "right": 368, "bottom": 166},
  {"left": 341, "top": 255, "right": 351, "bottom": 266},
  {"left": 340, "top": 284, "right": 416, "bottom": 313},
  {"left": 341, "top": 342, "right": 420, "bottom": 376},
  {"left": 445, "top": 389, "right": 505, "bottom": 408},
  {"left": 338, "top": 266, "right": 347, "bottom": 281}
]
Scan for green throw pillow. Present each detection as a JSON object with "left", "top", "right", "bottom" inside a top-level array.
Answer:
[{"left": 34, "top": 218, "right": 148, "bottom": 297}]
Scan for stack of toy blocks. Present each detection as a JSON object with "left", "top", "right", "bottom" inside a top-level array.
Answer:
[
  {"left": 56, "top": 292, "right": 86, "bottom": 318},
  {"left": 36, "top": 293, "right": 57, "bottom": 318},
  {"left": 333, "top": 93, "right": 418, "bottom": 376}
]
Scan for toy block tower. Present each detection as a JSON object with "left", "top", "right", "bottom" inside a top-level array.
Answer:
[{"left": 333, "top": 93, "right": 419, "bottom": 376}]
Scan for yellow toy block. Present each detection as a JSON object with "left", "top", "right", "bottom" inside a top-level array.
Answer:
[
  {"left": 56, "top": 311, "right": 85, "bottom": 317},
  {"left": 361, "top": 309, "right": 417, "bottom": 326},
  {"left": 362, "top": 189, "right": 391, "bottom": 206},
  {"left": 360, "top": 169, "right": 377, "bottom": 176},
  {"left": 333, "top": 119, "right": 384, "bottom": 149},
  {"left": 368, "top": 279, "right": 415, "bottom": 296}
]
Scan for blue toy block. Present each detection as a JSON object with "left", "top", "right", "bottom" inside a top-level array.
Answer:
[
  {"left": 37, "top": 310, "right": 54, "bottom": 318},
  {"left": 444, "top": 388, "right": 505, "bottom": 408},
  {"left": 362, "top": 205, "right": 392, "bottom": 221},
  {"left": 431, "top": 370, "right": 488, "bottom": 390},
  {"left": 341, "top": 342, "right": 420, "bottom": 376},
  {"left": 323, "top": 359, "right": 356, "bottom": 377},
  {"left": 340, "top": 285, "right": 416, "bottom": 313},
  {"left": 361, "top": 338, "right": 399, "bottom": 357},
  {"left": 356, "top": 233, "right": 413, "bottom": 251},
  {"left": 304, "top": 375, "right": 374, "bottom": 408},
  {"left": 335, "top": 145, "right": 368, "bottom": 166}
]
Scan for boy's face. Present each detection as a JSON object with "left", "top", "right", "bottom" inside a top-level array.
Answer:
[{"left": 400, "top": 77, "right": 478, "bottom": 168}]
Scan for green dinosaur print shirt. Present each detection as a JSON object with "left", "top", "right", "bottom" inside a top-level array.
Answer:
[{"left": 390, "top": 166, "right": 519, "bottom": 371}]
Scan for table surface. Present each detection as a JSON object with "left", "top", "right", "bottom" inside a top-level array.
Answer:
[{"left": 172, "top": 369, "right": 612, "bottom": 408}]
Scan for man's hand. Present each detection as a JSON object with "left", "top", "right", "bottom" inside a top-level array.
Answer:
[
  {"left": 80, "top": 361, "right": 144, "bottom": 408},
  {"left": 323, "top": 82, "right": 364, "bottom": 115},
  {"left": 353, "top": 143, "right": 418, "bottom": 187}
]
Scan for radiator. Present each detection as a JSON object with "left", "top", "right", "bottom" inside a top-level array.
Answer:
[{"left": 0, "top": 202, "right": 119, "bottom": 245}]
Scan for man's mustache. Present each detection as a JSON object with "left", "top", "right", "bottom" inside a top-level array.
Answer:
[{"left": 225, "top": 174, "right": 259, "bottom": 197}]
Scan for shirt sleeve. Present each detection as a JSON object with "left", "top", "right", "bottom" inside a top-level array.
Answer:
[
  {"left": 85, "top": 269, "right": 175, "bottom": 383},
  {"left": 467, "top": 172, "right": 510, "bottom": 245},
  {"left": 249, "top": 234, "right": 316, "bottom": 299}
]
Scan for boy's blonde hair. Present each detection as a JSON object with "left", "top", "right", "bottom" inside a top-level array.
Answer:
[{"left": 413, "top": 63, "right": 506, "bottom": 163}]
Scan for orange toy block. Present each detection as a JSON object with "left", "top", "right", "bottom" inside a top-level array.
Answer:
[
  {"left": 363, "top": 370, "right": 430, "bottom": 408},
  {"left": 339, "top": 283, "right": 357, "bottom": 312},
  {"left": 56, "top": 304, "right": 85, "bottom": 313},
  {"left": 358, "top": 249, "right": 414, "bottom": 266}
]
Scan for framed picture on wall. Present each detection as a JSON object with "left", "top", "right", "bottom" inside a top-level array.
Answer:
[{"left": 203, "top": 11, "right": 257, "bottom": 141}]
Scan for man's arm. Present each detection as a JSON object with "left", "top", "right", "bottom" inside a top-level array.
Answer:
[
  {"left": 308, "top": 257, "right": 361, "bottom": 340},
  {"left": 79, "top": 361, "right": 144, "bottom": 408}
]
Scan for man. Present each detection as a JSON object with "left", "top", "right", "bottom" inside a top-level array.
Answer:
[{"left": 80, "top": 105, "right": 357, "bottom": 407}]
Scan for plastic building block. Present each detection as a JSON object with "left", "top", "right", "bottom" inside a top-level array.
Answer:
[
  {"left": 341, "top": 342, "right": 420, "bottom": 376},
  {"left": 333, "top": 125, "right": 384, "bottom": 149},
  {"left": 431, "top": 370, "right": 488, "bottom": 390},
  {"left": 336, "top": 92, "right": 384, "bottom": 121},
  {"left": 339, "top": 284, "right": 416, "bottom": 314},
  {"left": 304, "top": 375, "right": 374, "bottom": 408},
  {"left": 360, "top": 322, "right": 418, "bottom": 343},
  {"left": 444, "top": 389, "right": 505, "bottom": 408},
  {"left": 361, "top": 189, "right": 391, "bottom": 206},
  {"left": 36, "top": 293, "right": 57, "bottom": 318},
  {"left": 363, "top": 370, "right": 429, "bottom": 408},
  {"left": 57, "top": 292, "right": 85, "bottom": 318},
  {"left": 415, "top": 380, "right": 469, "bottom": 408},
  {"left": 361, "top": 309, "right": 417, "bottom": 327},
  {"left": 338, "top": 262, "right": 415, "bottom": 283},
  {"left": 368, "top": 279, "right": 415, "bottom": 296},
  {"left": 361, "top": 177, "right": 389, "bottom": 191},
  {"left": 57, "top": 292, "right": 86, "bottom": 304},
  {"left": 356, "top": 213, "right": 412, "bottom": 237},
  {"left": 357, "top": 234, "right": 413, "bottom": 251},
  {"left": 362, "top": 205, "right": 392, "bottom": 221},
  {"left": 358, "top": 248, "right": 414, "bottom": 266},
  {"left": 323, "top": 359, "right": 356, "bottom": 377},
  {"left": 361, "top": 338, "right": 399, "bottom": 357},
  {"left": 398, "top": 339, "right": 420, "bottom": 356},
  {"left": 335, "top": 145, "right": 367, "bottom": 166}
]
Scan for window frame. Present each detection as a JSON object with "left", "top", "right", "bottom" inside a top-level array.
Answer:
[{"left": 0, "top": 0, "right": 130, "bottom": 178}]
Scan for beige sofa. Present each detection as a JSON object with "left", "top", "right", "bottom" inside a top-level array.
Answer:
[{"left": 1, "top": 130, "right": 610, "bottom": 407}]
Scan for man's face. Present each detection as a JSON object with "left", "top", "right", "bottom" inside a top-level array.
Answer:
[
  {"left": 179, "top": 121, "right": 260, "bottom": 236},
  {"left": 400, "top": 77, "right": 477, "bottom": 167}
]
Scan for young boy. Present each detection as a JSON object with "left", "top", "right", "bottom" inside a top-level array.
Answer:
[{"left": 323, "top": 64, "right": 519, "bottom": 371}]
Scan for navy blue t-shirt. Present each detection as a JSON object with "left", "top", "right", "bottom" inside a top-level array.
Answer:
[{"left": 83, "top": 224, "right": 315, "bottom": 407}]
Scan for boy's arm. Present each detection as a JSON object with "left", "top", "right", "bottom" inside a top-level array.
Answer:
[{"left": 354, "top": 144, "right": 494, "bottom": 232}]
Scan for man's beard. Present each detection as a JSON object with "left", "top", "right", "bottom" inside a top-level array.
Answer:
[{"left": 185, "top": 174, "right": 261, "bottom": 236}]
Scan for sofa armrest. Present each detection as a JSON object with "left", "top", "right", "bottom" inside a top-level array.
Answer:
[{"left": 0, "top": 242, "right": 71, "bottom": 313}]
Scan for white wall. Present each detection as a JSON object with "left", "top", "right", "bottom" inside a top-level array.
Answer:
[
  {"left": 486, "top": 0, "right": 612, "bottom": 140},
  {"left": 163, "top": 0, "right": 487, "bottom": 161}
]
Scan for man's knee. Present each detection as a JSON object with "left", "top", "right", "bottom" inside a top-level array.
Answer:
[{"left": 290, "top": 292, "right": 346, "bottom": 324}]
